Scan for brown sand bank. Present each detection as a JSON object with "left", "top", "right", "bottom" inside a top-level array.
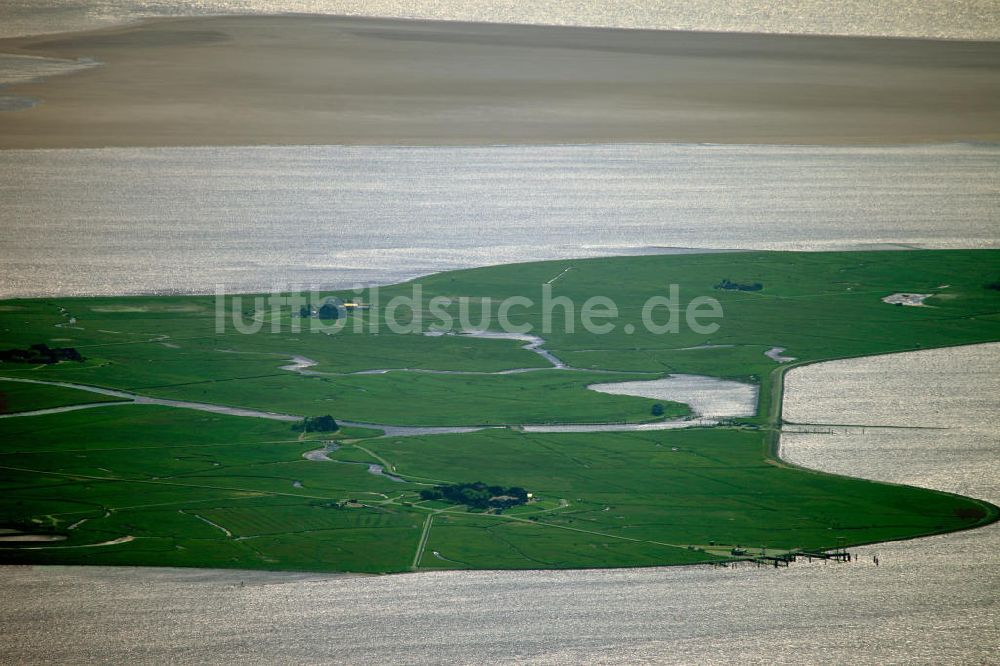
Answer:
[{"left": 1, "top": 14, "right": 999, "bottom": 148}]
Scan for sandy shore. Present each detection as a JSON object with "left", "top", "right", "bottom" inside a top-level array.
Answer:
[{"left": 0, "top": 14, "right": 999, "bottom": 148}]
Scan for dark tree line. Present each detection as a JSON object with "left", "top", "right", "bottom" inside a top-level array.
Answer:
[
  {"left": 292, "top": 415, "right": 339, "bottom": 432},
  {"left": 420, "top": 482, "right": 529, "bottom": 510},
  {"left": 715, "top": 278, "right": 763, "bottom": 292},
  {"left": 0, "top": 344, "right": 84, "bottom": 364}
]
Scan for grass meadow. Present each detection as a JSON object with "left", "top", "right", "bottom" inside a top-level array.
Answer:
[{"left": 1, "top": 250, "right": 998, "bottom": 572}]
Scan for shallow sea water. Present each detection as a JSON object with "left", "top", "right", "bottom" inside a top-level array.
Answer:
[{"left": 1, "top": 143, "right": 997, "bottom": 298}]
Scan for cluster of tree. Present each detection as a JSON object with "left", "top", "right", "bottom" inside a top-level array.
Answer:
[
  {"left": 0, "top": 343, "right": 84, "bottom": 364},
  {"left": 985, "top": 279, "right": 1000, "bottom": 291},
  {"left": 419, "top": 482, "right": 529, "bottom": 511},
  {"left": 292, "top": 415, "right": 339, "bottom": 432},
  {"left": 651, "top": 403, "right": 665, "bottom": 417},
  {"left": 299, "top": 302, "right": 341, "bottom": 320},
  {"left": 715, "top": 278, "right": 763, "bottom": 292}
]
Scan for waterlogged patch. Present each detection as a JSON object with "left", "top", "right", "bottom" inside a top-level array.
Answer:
[
  {"left": 0, "top": 95, "right": 40, "bottom": 112},
  {"left": 91, "top": 303, "right": 203, "bottom": 313},
  {"left": 765, "top": 347, "right": 796, "bottom": 363},
  {"left": 0, "top": 533, "right": 67, "bottom": 542},
  {"left": 0, "top": 54, "right": 100, "bottom": 87},
  {"left": 882, "top": 293, "right": 931, "bottom": 307},
  {"left": 90, "top": 306, "right": 148, "bottom": 313},
  {"left": 588, "top": 374, "right": 758, "bottom": 420}
]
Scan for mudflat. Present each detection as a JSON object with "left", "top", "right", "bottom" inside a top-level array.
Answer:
[{"left": 1, "top": 14, "right": 999, "bottom": 148}]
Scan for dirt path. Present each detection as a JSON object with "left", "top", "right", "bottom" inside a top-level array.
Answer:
[{"left": 412, "top": 515, "right": 434, "bottom": 570}]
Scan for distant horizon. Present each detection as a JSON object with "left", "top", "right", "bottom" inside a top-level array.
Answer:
[{"left": 1, "top": 0, "right": 998, "bottom": 41}]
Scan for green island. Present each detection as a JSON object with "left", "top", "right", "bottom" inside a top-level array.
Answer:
[{"left": 1, "top": 249, "right": 998, "bottom": 573}]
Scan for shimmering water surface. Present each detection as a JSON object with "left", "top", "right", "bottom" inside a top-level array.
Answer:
[
  {"left": 2, "top": 344, "right": 998, "bottom": 662},
  {"left": 0, "top": 0, "right": 997, "bottom": 40},
  {"left": 2, "top": 143, "right": 998, "bottom": 298},
  {"left": 782, "top": 345, "right": 1000, "bottom": 508},
  {"left": 590, "top": 375, "right": 758, "bottom": 420}
]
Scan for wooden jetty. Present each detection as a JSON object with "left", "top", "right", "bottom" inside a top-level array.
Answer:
[
  {"left": 798, "top": 550, "right": 852, "bottom": 562},
  {"left": 748, "top": 549, "right": 852, "bottom": 567}
]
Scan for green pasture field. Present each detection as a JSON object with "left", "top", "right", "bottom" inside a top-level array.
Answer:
[
  {"left": 141, "top": 370, "right": 687, "bottom": 426},
  {"left": 0, "top": 249, "right": 998, "bottom": 573}
]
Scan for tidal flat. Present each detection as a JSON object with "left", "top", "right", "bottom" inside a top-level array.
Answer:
[{"left": 1, "top": 15, "right": 999, "bottom": 148}]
